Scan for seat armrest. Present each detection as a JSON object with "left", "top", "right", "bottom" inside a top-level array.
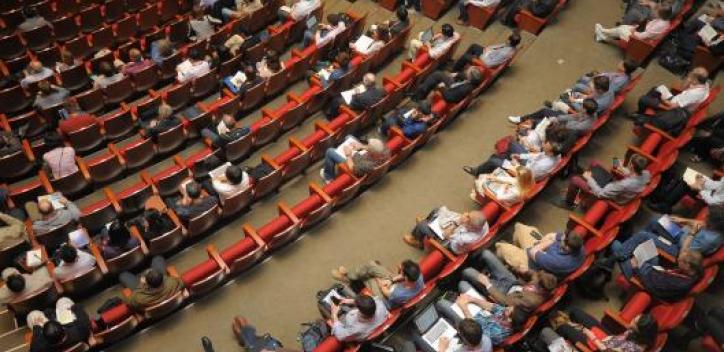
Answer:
[{"left": 277, "top": 202, "right": 300, "bottom": 223}]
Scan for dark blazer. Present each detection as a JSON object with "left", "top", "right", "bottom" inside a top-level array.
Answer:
[
  {"left": 529, "top": 0, "right": 558, "bottom": 18},
  {"left": 350, "top": 87, "right": 387, "bottom": 110},
  {"left": 441, "top": 80, "right": 473, "bottom": 103},
  {"left": 145, "top": 117, "right": 181, "bottom": 140}
]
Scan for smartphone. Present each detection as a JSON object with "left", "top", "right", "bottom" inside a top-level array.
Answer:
[{"left": 612, "top": 157, "right": 621, "bottom": 168}]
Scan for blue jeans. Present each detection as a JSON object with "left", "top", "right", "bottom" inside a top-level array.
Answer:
[
  {"left": 323, "top": 148, "right": 346, "bottom": 180},
  {"left": 467, "top": 249, "right": 518, "bottom": 293},
  {"left": 302, "top": 29, "right": 314, "bottom": 47},
  {"left": 458, "top": 1, "right": 469, "bottom": 21}
]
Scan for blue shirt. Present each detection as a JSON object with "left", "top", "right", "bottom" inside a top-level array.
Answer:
[
  {"left": 472, "top": 304, "right": 511, "bottom": 346},
  {"left": 528, "top": 233, "right": 585, "bottom": 277},
  {"left": 603, "top": 72, "right": 630, "bottom": 93},
  {"left": 683, "top": 229, "right": 723, "bottom": 256},
  {"left": 386, "top": 275, "right": 424, "bottom": 308}
]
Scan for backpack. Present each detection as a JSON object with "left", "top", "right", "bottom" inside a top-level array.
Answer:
[
  {"left": 574, "top": 257, "right": 614, "bottom": 300},
  {"left": 299, "top": 319, "right": 330, "bottom": 352}
]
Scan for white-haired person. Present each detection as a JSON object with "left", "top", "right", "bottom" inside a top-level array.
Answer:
[
  {"left": 320, "top": 137, "right": 390, "bottom": 182},
  {"left": 324, "top": 73, "right": 387, "bottom": 119},
  {"left": 403, "top": 207, "right": 489, "bottom": 254}
]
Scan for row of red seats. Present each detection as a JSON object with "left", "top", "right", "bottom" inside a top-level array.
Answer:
[{"left": 0, "top": 0, "right": 172, "bottom": 26}]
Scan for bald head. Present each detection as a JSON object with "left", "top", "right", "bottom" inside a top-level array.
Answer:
[
  {"left": 28, "top": 61, "right": 43, "bottom": 74},
  {"left": 129, "top": 48, "right": 142, "bottom": 63},
  {"left": 467, "top": 210, "right": 487, "bottom": 228},
  {"left": 689, "top": 67, "right": 709, "bottom": 84},
  {"left": 363, "top": 73, "right": 376, "bottom": 87},
  {"left": 38, "top": 199, "right": 54, "bottom": 216},
  {"left": 367, "top": 138, "right": 385, "bottom": 154}
]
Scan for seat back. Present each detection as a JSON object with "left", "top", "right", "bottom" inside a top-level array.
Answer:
[
  {"left": 51, "top": 167, "right": 91, "bottom": 196},
  {"left": 7, "top": 284, "right": 57, "bottom": 315},
  {"left": 186, "top": 204, "right": 221, "bottom": 237},
  {"left": 265, "top": 69, "right": 288, "bottom": 98},
  {"left": 138, "top": 4, "right": 160, "bottom": 33},
  {"left": 219, "top": 55, "right": 243, "bottom": 78},
  {"left": 91, "top": 26, "right": 115, "bottom": 51},
  {"left": 156, "top": 124, "right": 186, "bottom": 154},
  {"left": 22, "top": 25, "right": 54, "bottom": 50},
  {"left": 147, "top": 223, "right": 184, "bottom": 255},
  {"left": 224, "top": 133, "right": 253, "bottom": 161},
  {"left": 142, "top": 290, "right": 184, "bottom": 319},
  {"left": 106, "top": 245, "right": 145, "bottom": 273},
  {"left": 81, "top": 201, "right": 118, "bottom": 233},
  {"left": 121, "top": 138, "right": 156, "bottom": 169},
  {"left": 0, "top": 85, "right": 32, "bottom": 115},
  {"left": 35, "top": 45, "right": 62, "bottom": 67},
  {"left": 0, "top": 150, "right": 35, "bottom": 180},
  {"left": 35, "top": 220, "right": 77, "bottom": 250},
  {"left": 67, "top": 122, "right": 104, "bottom": 152},
  {"left": 102, "top": 109, "right": 135, "bottom": 140},
  {"left": 104, "top": 0, "right": 126, "bottom": 23},
  {"left": 168, "top": 17, "right": 190, "bottom": 45},
  {"left": 221, "top": 187, "right": 253, "bottom": 218},
  {"left": 115, "top": 15, "right": 139, "bottom": 44},
  {"left": 130, "top": 65, "right": 160, "bottom": 92},
  {"left": 64, "top": 36, "right": 93, "bottom": 60},
  {"left": 75, "top": 89, "right": 105, "bottom": 114},
  {"left": 240, "top": 82, "right": 265, "bottom": 111},
  {"left": 164, "top": 82, "right": 192, "bottom": 111},
  {"left": 253, "top": 166, "right": 282, "bottom": 200},
  {"left": 103, "top": 77, "right": 135, "bottom": 105},
  {"left": 282, "top": 148, "right": 311, "bottom": 180},
  {"left": 0, "top": 34, "right": 25, "bottom": 60},
  {"left": 80, "top": 5, "right": 103, "bottom": 33},
  {"left": 60, "top": 266, "right": 104, "bottom": 293},
  {"left": 153, "top": 165, "right": 188, "bottom": 197},
  {"left": 87, "top": 152, "right": 125, "bottom": 182},
  {"left": 59, "top": 64, "right": 91, "bottom": 92},
  {"left": 190, "top": 70, "right": 217, "bottom": 99},
  {"left": 361, "top": 160, "right": 391, "bottom": 186}
]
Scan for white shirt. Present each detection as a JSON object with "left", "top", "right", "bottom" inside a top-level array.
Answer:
[
  {"left": 20, "top": 67, "right": 54, "bottom": 88},
  {"left": 429, "top": 32, "right": 461, "bottom": 59},
  {"left": 671, "top": 82, "right": 710, "bottom": 111},
  {"left": 212, "top": 172, "right": 252, "bottom": 200},
  {"left": 177, "top": 60, "right": 211, "bottom": 83},
  {"left": 316, "top": 21, "right": 346, "bottom": 47},
  {"left": 475, "top": 173, "right": 523, "bottom": 206},
  {"left": 53, "top": 250, "right": 97, "bottom": 281},
  {"left": 701, "top": 178, "right": 724, "bottom": 205},
  {"left": 632, "top": 19, "right": 670, "bottom": 41},
  {"left": 290, "top": 0, "right": 321, "bottom": 21},
  {"left": 465, "top": 0, "right": 500, "bottom": 7},
  {"left": 519, "top": 152, "right": 559, "bottom": 180},
  {"left": 331, "top": 297, "right": 389, "bottom": 341}
]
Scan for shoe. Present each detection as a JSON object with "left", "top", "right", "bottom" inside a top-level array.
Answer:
[
  {"left": 543, "top": 100, "right": 553, "bottom": 108},
  {"left": 319, "top": 169, "right": 331, "bottom": 183},
  {"left": 507, "top": 115, "right": 521, "bottom": 124},
  {"left": 403, "top": 233, "right": 424, "bottom": 249},
  {"left": 462, "top": 166, "right": 476, "bottom": 176},
  {"left": 331, "top": 267, "right": 349, "bottom": 282},
  {"left": 202, "top": 337, "right": 215, "bottom": 352}
]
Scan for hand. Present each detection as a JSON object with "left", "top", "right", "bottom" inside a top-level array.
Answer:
[
  {"left": 630, "top": 257, "right": 639, "bottom": 268},
  {"left": 511, "top": 154, "right": 520, "bottom": 161},
  {"left": 59, "top": 197, "right": 69, "bottom": 205},
  {"left": 692, "top": 175, "right": 706, "bottom": 190},
  {"left": 330, "top": 302, "right": 340, "bottom": 316},
  {"left": 438, "top": 336, "right": 450, "bottom": 352},
  {"left": 376, "top": 277, "right": 391, "bottom": 289},
  {"left": 455, "top": 294, "right": 470, "bottom": 306},
  {"left": 583, "top": 170, "right": 592, "bottom": 179},
  {"left": 477, "top": 273, "right": 491, "bottom": 287}
]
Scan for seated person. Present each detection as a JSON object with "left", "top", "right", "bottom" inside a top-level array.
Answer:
[
  {"left": 211, "top": 164, "right": 252, "bottom": 201},
  {"left": 0, "top": 267, "right": 53, "bottom": 304},
  {"left": 173, "top": 181, "right": 220, "bottom": 222},
  {"left": 130, "top": 209, "right": 176, "bottom": 241},
  {"left": 668, "top": 13, "right": 724, "bottom": 67},
  {"left": 122, "top": 48, "right": 156, "bottom": 75},
  {"left": 95, "top": 220, "right": 140, "bottom": 260},
  {"left": 562, "top": 154, "right": 650, "bottom": 208},
  {"left": 30, "top": 297, "right": 91, "bottom": 352},
  {"left": 33, "top": 80, "right": 70, "bottom": 111},
  {"left": 594, "top": 5, "right": 672, "bottom": 44},
  {"left": 278, "top": 0, "right": 322, "bottom": 22},
  {"left": 501, "top": 0, "right": 558, "bottom": 26},
  {"left": 622, "top": 0, "right": 683, "bottom": 25},
  {"left": 473, "top": 165, "right": 534, "bottom": 207},
  {"left": 634, "top": 67, "right": 710, "bottom": 133},
  {"left": 379, "top": 102, "right": 436, "bottom": 139},
  {"left": 352, "top": 24, "right": 389, "bottom": 56},
  {"left": 57, "top": 100, "right": 99, "bottom": 137},
  {"left": 331, "top": 260, "right": 424, "bottom": 309},
  {"left": 150, "top": 38, "right": 177, "bottom": 65},
  {"left": 548, "top": 98, "right": 598, "bottom": 135},
  {"left": 303, "top": 14, "right": 346, "bottom": 47},
  {"left": 572, "top": 59, "right": 638, "bottom": 95},
  {"left": 92, "top": 62, "right": 125, "bottom": 89},
  {"left": 142, "top": 103, "right": 181, "bottom": 141},
  {"left": 189, "top": 5, "right": 221, "bottom": 42},
  {"left": 119, "top": 255, "right": 186, "bottom": 311},
  {"left": 25, "top": 193, "right": 81, "bottom": 235},
  {"left": 53, "top": 245, "right": 97, "bottom": 281},
  {"left": 463, "top": 141, "right": 561, "bottom": 181},
  {"left": 18, "top": 6, "right": 52, "bottom": 33},
  {"left": 227, "top": 65, "right": 264, "bottom": 96},
  {"left": 457, "top": 0, "right": 501, "bottom": 25},
  {"left": 452, "top": 30, "right": 521, "bottom": 72},
  {"left": 648, "top": 166, "right": 723, "bottom": 213},
  {"left": 0, "top": 130, "right": 21, "bottom": 157},
  {"left": 436, "top": 288, "right": 529, "bottom": 346},
  {"left": 409, "top": 23, "right": 461, "bottom": 60},
  {"left": 413, "top": 67, "right": 483, "bottom": 104},
  {"left": 613, "top": 206, "right": 724, "bottom": 259},
  {"left": 218, "top": 0, "right": 264, "bottom": 20},
  {"left": 552, "top": 76, "right": 613, "bottom": 115},
  {"left": 324, "top": 73, "right": 387, "bottom": 119},
  {"left": 404, "top": 207, "right": 488, "bottom": 253},
  {"left": 20, "top": 61, "right": 54, "bottom": 89},
  {"left": 555, "top": 308, "right": 659, "bottom": 352},
  {"left": 0, "top": 211, "right": 27, "bottom": 248},
  {"left": 318, "top": 51, "right": 351, "bottom": 88},
  {"left": 320, "top": 137, "right": 390, "bottom": 181},
  {"left": 495, "top": 222, "right": 586, "bottom": 277},
  {"left": 330, "top": 294, "right": 389, "bottom": 342},
  {"left": 177, "top": 49, "right": 211, "bottom": 83},
  {"left": 256, "top": 50, "right": 285, "bottom": 79},
  {"left": 433, "top": 319, "right": 491, "bottom": 352},
  {"left": 387, "top": 6, "right": 410, "bottom": 35},
  {"left": 463, "top": 249, "right": 558, "bottom": 313},
  {"left": 201, "top": 114, "right": 251, "bottom": 148}
]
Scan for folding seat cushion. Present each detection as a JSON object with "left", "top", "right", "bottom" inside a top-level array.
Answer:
[
  {"left": 80, "top": 5, "right": 103, "bottom": 32},
  {"left": 85, "top": 151, "right": 125, "bottom": 183},
  {"left": 104, "top": 0, "right": 126, "bottom": 23},
  {"left": 22, "top": 24, "right": 55, "bottom": 50},
  {"left": 0, "top": 34, "right": 26, "bottom": 60},
  {"left": 52, "top": 15, "right": 80, "bottom": 42}
]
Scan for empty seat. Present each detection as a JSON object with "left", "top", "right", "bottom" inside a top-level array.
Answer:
[
  {"left": 163, "top": 82, "right": 192, "bottom": 111},
  {"left": 190, "top": 71, "right": 217, "bottom": 99},
  {"left": 60, "top": 64, "right": 92, "bottom": 92},
  {"left": 0, "top": 149, "right": 36, "bottom": 181},
  {"left": 75, "top": 89, "right": 105, "bottom": 114},
  {"left": 0, "top": 34, "right": 26, "bottom": 60},
  {"left": 22, "top": 25, "right": 54, "bottom": 50},
  {"left": 118, "top": 137, "right": 156, "bottom": 168},
  {"left": 114, "top": 15, "right": 139, "bottom": 44},
  {"left": 85, "top": 151, "right": 125, "bottom": 182},
  {"left": 35, "top": 45, "right": 62, "bottom": 67},
  {"left": 52, "top": 15, "right": 81, "bottom": 42},
  {"left": 104, "top": 0, "right": 126, "bottom": 23},
  {"left": 0, "top": 85, "right": 32, "bottom": 115},
  {"left": 184, "top": 204, "right": 221, "bottom": 238},
  {"left": 64, "top": 36, "right": 93, "bottom": 59},
  {"left": 240, "top": 81, "right": 265, "bottom": 111},
  {"left": 91, "top": 26, "right": 115, "bottom": 51},
  {"left": 102, "top": 109, "right": 135, "bottom": 139},
  {"left": 67, "top": 122, "right": 105, "bottom": 152},
  {"left": 159, "top": 0, "right": 179, "bottom": 23},
  {"left": 138, "top": 4, "right": 160, "bottom": 33},
  {"left": 80, "top": 5, "right": 103, "bottom": 32},
  {"left": 102, "top": 77, "right": 135, "bottom": 105}
]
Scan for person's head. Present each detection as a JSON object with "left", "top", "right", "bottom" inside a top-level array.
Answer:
[
  {"left": 108, "top": 219, "right": 131, "bottom": 246},
  {"left": 59, "top": 245, "right": 78, "bottom": 263},
  {"left": 465, "top": 67, "right": 483, "bottom": 85},
  {"left": 222, "top": 113, "right": 236, "bottom": 128},
  {"left": 462, "top": 210, "right": 487, "bottom": 232},
  {"left": 362, "top": 73, "right": 376, "bottom": 88},
  {"left": 27, "top": 60, "right": 44, "bottom": 74},
  {"left": 157, "top": 39, "right": 174, "bottom": 58},
  {"left": 620, "top": 59, "right": 638, "bottom": 76},
  {"left": 457, "top": 318, "right": 483, "bottom": 347},
  {"left": 186, "top": 181, "right": 202, "bottom": 199},
  {"left": 336, "top": 51, "right": 350, "bottom": 69},
  {"left": 145, "top": 269, "right": 165, "bottom": 289},
  {"left": 189, "top": 49, "right": 204, "bottom": 62},
  {"left": 6, "top": 274, "right": 25, "bottom": 293},
  {"left": 129, "top": 48, "right": 142, "bottom": 63},
  {"left": 244, "top": 65, "right": 257, "bottom": 81},
  {"left": 534, "top": 270, "right": 558, "bottom": 292},
  {"left": 657, "top": 5, "right": 673, "bottom": 20},
  {"left": 542, "top": 141, "right": 560, "bottom": 155},
  {"left": 266, "top": 50, "right": 281, "bottom": 71},
  {"left": 37, "top": 80, "right": 52, "bottom": 95},
  {"left": 56, "top": 297, "right": 74, "bottom": 312},
  {"left": 367, "top": 138, "right": 386, "bottom": 155},
  {"left": 37, "top": 198, "right": 55, "bottom": 216},
  {"left": 629, "top": 154, "right": 648, "bottom": 175},
  {"left": 582, "top": 98, "right": 598, "bottom": 115},
  {"left": 705, "top": 205, "right": 724, "bottom": 234},
  {"left": 22, "top": 6, "right": 38, "bottom": 19},
  {"left": 399, "top": 260, "right": 421, "bottom": 283},
  {"left": 593, "top": 75, "right": 610, "bottom": 93},
  {"left": 688, "top": 67, "right": 709, "bottom": 85},
  {"left": 508, "top": 29, "right": 522, "bottom": 47},
  {"left": 327, "top": 13, "right": 340, "bottom": 25},
  {"left": 677, "top": 250, "right": 703, "bottom": 277},
  {"left": 192, "top": 4, "right": 205, "bottom": 18},
  {"left": 60, "top": 50, "right": 74, "bottom": 65},
  {"left": 225, "top": 165, "right": 244, "bottom": 185},
  {"left": 43, "top": 131, "right": 63, "bottom": 149},
  {"left": 441, "top": 23, "right": 454, "bottom": 38},
  {"left": 630, "top": 314, "right": 659, "bottom": 347},
  {"left": 516, "top": 166, "right": 534, "bottom": 193},
  {"left": 395, "top": 6, "right": 408, "bottom": 23},
  {"left": 157, "top": 103, "right": 173, "bottom": 120},
  {"left": 376, "top": 23, "right": 390, "bottom": 42},
  {"left": 562, "top": 231, "right": 583, "bottom": 253},
  {"left": 42, "top": 321, "right": 65, "bottom": 345},
  {"left": 99, "top": 61, "right": 116, "bottom": 77},
  {"left": 354, "top": 294, "right": 377, "bottom": 318}
]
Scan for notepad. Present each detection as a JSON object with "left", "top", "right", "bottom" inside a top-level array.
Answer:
[
  {"left": 68, "top": 229, "right": 89, "bottom": 248},
  {"left": 210, "top": 162, "right": 232, "bottom": 179},
  {"left": 698, "top": 23, "right": 719, "bottom": 46},
  {"left": 682, "top": 167, "right": 710, "bottom": 186},
  {"left": 26, "top": 249, "right": 43, "bottom": 267},
  {"left": 658, "top": 215, "right": 685, "bottom": 240},
  {"left": 318, "top": 68, "right": 332, "bottom": 81},
  {"left": 353, "top": 35, "right": 375, "bottom": 51},
  {"left": 341, "top": 85, "right": 365, "bottom": 105},
  {"left": 633, "top": 239, "right": 658, "bottom": 265},
  {"left": 656, "top": 85, "right": 673, "bottom": 100},
  {"left": 335, "top": 136, "right": 360, "bottom": 155},
  {"left": 229, "top": 71, "right": 247, "bottom": 89},
  {"left": 450, "top": 288, "right": 485, "bottom": 318}
]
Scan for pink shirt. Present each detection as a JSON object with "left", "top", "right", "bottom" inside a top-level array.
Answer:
[
  {"left": 43, "top": 147, "right": 78, "bottom": 179},
  {"left": 633, "top": 19, "right": 670, "bottom": 41}
]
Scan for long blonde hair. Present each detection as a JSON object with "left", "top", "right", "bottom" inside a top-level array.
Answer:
[{"left": 516, "top": 166, "right": 533, "bottom": 194}]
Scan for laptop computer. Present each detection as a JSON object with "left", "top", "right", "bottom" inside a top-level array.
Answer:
[
  {"left": 415, "top": 305, "right": 460, "bottom": 351},
  {"left": 420, "top": 27, "right": 434, "bottom": 43}
]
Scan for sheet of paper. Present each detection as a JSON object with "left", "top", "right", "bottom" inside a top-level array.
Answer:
[
  {"left": 209, "top": 162, "right": 232, "bottom": 179},
  {"left": 38, "top": 194, "right": 64, "bottom": 209},
  {"left": 657, "top": 215, "right": 685, "bottom": 239},
  {"left": 318, "top": 68, "right": 331, "bottom": 81},
  {"left": 501, "top": 159, "right": 515, "bottom": 171},
  {"left": 26, "top": 249, "right": 43, "bottom": 267},
  {"left": 230, "top": 71, "right": 247, "bottom": 88},
  {"left": 698, "top": 24, "right": 718, "bottom": 46},
  {"left": 341, "top": 85, "right": 365, "bottom": 105},
  {"left": 428, "top": 218, "right": 446, "bottom": 240},
  {"left": 321, "top": 288, "right": 344, "bottom": 306},
  {"left": 633, "top": 239, "right": 658, "bottom": 265},
  {"left": 450, "top": 288, "right": 485, "bottom": 318},
  {"left": 682, "top": 167, "right": 710, "bottom": 186},
  {"left": 335, "top": 136, "right": 360, "bottom": 155},
  {"left": 656, "top": 85, "right": 673, "bottom": 100},
  {"left": 353, "top": 35, "right": 375, "bottom": 52},
  {"left": 68, "top": 229, "right": 89, "bottom": 248}
]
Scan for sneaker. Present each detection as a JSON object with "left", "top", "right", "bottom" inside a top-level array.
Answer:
[
  {"left": 462, "top": 165, "right": 476, "bottom": 176},
  {"left": 507, "top": 115, "right": 522, "bottom": 124},
  {"left": 319, "top": 169, "right": 331, "bottom": 183}
]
